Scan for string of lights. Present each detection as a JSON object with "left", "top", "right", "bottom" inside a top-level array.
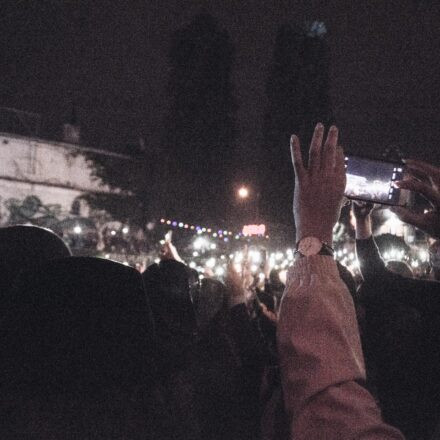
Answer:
[{"left": 159, "top": 218, "right": 270, "bottom": 240}]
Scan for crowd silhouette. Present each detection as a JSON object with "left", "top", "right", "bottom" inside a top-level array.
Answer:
[{"left": 1, "top": 124, "right": 439, "bottom": 439}]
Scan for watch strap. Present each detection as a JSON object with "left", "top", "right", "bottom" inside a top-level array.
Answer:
[{"left": 294, "top": 240, "right": 334, "bottom": 258}]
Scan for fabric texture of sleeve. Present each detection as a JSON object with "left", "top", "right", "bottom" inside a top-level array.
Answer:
[{"left": 277, "top": 255, "right": 404, "bottom": 440}]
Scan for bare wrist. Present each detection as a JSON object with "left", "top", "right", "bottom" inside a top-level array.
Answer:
[{"left": 355, "top": 217, "right": 372, "bottom": 240}]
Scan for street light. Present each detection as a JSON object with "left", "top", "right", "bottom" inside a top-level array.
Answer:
[{"left": 238, "top": 186, "right": 249, "bottom": 199}]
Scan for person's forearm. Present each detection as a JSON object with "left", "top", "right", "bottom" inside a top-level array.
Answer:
[
  {"left": 356, "top": 235, "right": 388, "bottom": 282},
  {"left": 277, "top": 255, "right": 404, "bottom": 439},
  {"left": 355, "top": 214, "right": 390, "bottom": 283},
  {"left": 355, "top": 216, "right": 373, "bottom": 240}
]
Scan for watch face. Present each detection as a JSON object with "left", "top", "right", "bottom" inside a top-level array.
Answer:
[{"left": 298, "top": 237, "right": 322, "bottom": 256}]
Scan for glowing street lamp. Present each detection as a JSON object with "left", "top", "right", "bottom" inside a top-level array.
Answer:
[{"left": 238, "top": 186, "right": 249, "bottom": 199}]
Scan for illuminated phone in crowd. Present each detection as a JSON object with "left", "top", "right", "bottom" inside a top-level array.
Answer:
[
  {"left": 344, "top": 155, "right": 409, "bottom": 206},
  {"left": 164, "top": 230, "right": 173, "bottom": 243}
]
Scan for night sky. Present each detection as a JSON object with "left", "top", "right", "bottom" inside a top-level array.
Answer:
[{"left": 2, "top": 0, "right": 440, "bottom": 162}]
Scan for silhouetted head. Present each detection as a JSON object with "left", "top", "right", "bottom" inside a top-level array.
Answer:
[
  {"left": 269, "top": 268, "right": 285, "bottom": 292},
  {"left": 2, "top": 256, "right": 155, "bottom": 393},
  {"left": 0, "top": 257, "right": 166, "bottom": 439},
  {"left": 195, "top": 278, "right": 228, "bottom": 332},
  {"left": 386, "top": 260, "right": 414, "bottom": 279},
  {"left": 142, "top": 260, "right": 197, "bottom": 370},
  {"left": 0, "top": 225, "right": 71, "bottom": 294}
]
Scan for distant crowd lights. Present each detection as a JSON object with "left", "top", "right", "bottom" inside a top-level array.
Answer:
[
  {"left": 185, "top": 243, "right": 430, "bottom": 282},
  {"left": 85, "top": 211, "right": 432, "bottom": 279}
]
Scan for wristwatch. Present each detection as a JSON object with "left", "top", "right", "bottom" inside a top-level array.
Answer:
[{"left": 295, "top": 236, "right": 334, "bottom": 258}]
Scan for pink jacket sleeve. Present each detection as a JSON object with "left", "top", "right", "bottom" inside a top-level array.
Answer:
[{"left": 277, "top": 255, "right": 405, "bottom": 439}]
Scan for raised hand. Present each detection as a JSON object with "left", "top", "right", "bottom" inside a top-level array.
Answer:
[
  {"left": 392, "top": 159, "right": 440, "bottom": 239},
  {"left": 225, "top": 263, "right": 246, "bottom": 307},
  {"left": 160, "top": 241, "right": 184, "bottom": 263},
  {"left": 352, "top": 201, "right": 374, "bottom": 239},
  {"left": 291, "top": 123, "right": 346, "bottom": 245},
  {"left": 352, "top": 201, "right": 374, "bottom": 220}
]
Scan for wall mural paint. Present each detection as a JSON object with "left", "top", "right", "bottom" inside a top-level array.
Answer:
[
  {"left": 3, "top": 195, "right": 99, "bottom": 252},
  {"left": 1, "top": 195, "right": 154, "bottom": 260},
  {"left": 5, "top": 195, "right": 63, "bottom": 229}
]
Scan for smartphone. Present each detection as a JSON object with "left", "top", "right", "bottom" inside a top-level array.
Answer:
[
  {"left": 344, "top": 155, "right": 408, "bottom": 206},
  {"left": 164, "top": 230, "right": 173, "bottom": 243}
]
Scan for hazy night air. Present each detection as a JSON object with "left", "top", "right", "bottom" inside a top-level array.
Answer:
[{"left": 2, "top": 0, "right": 439, "bottom": 225}]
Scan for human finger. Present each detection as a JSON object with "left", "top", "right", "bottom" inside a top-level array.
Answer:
[
  {"left": 322, "top": 125, "right": 339, "bottom": 172},
  {"left": 395, "top": 178, "right": 440, "bottom": 208},
  {"left": 334, "top": 145, "right": 346, "bottom": 190},
  {"left": 334, "top": 145, "right": 345, "bottom": 172},
  {"left": 290, "top": 135, "right": 305, "bottom": 180},
  {"left": 308, "top": 122, "right": 324, "bottom": 173},
  {"left": 405, "top": 159, "right": 440, "bottom": 181}
]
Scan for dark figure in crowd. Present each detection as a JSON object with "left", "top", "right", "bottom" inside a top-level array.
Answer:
[
  {"left": 0, "top": 225, "right": 71, "bottom": 296},
  {"left": 142, "top": 258, "right": 202, "bottom": 439},
  {"left": 0, "top": 256, "right": 170, "bottom": 439},
  {"left": 429, "top": 239, "right": 440, "bottom": 281},
  {"left": 354, "top": 199, "right": 440, "bottom": 439},
  {"left": 262, "top": 268, "right": 285, "bottom": 311},
  {"left": 5, "top": 125, "right": 440, "bottom": 439},
  {"left": 142, "top": 243, "right": 274, "bottom": 440}
]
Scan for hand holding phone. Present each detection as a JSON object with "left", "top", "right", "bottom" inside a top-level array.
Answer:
[
  {"left": 164, "top": 230, "right": 173, "bottom": 243},
  {"left": 344, "top": 155, "right": 408, "bottom": 206},
  {"left": 352, "top": 201, "right": 374, "bottom": 239},
  {"left": 352, "top": 200, "right": 374, "bottom": 220},
  {"left": 160, "top": 231, "right": 183, "bottom": 263},
  {"left": 391, "top": 159, "right": 440, "bottom": 239}
]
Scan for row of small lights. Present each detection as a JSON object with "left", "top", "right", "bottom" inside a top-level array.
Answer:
[
  {"left": 71, "top": 219, "right": 269, "bottom": 241},
  {"left": 159, "top": 218, "right": 270, "bottom": 240},
  {"left": 72, "top": 225, "right": 130, "bottom": 235},
  {"left": 160, "top": 218, "right": 242, "bottom": 240}
]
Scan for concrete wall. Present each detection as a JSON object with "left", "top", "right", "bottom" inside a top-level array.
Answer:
[{"left": 0, "top": 132, "right": 117, "bottom": 224}]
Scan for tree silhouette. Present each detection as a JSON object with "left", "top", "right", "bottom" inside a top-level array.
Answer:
[{"left": 82, "top": 142, "right": 158, "bottom": 227}]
